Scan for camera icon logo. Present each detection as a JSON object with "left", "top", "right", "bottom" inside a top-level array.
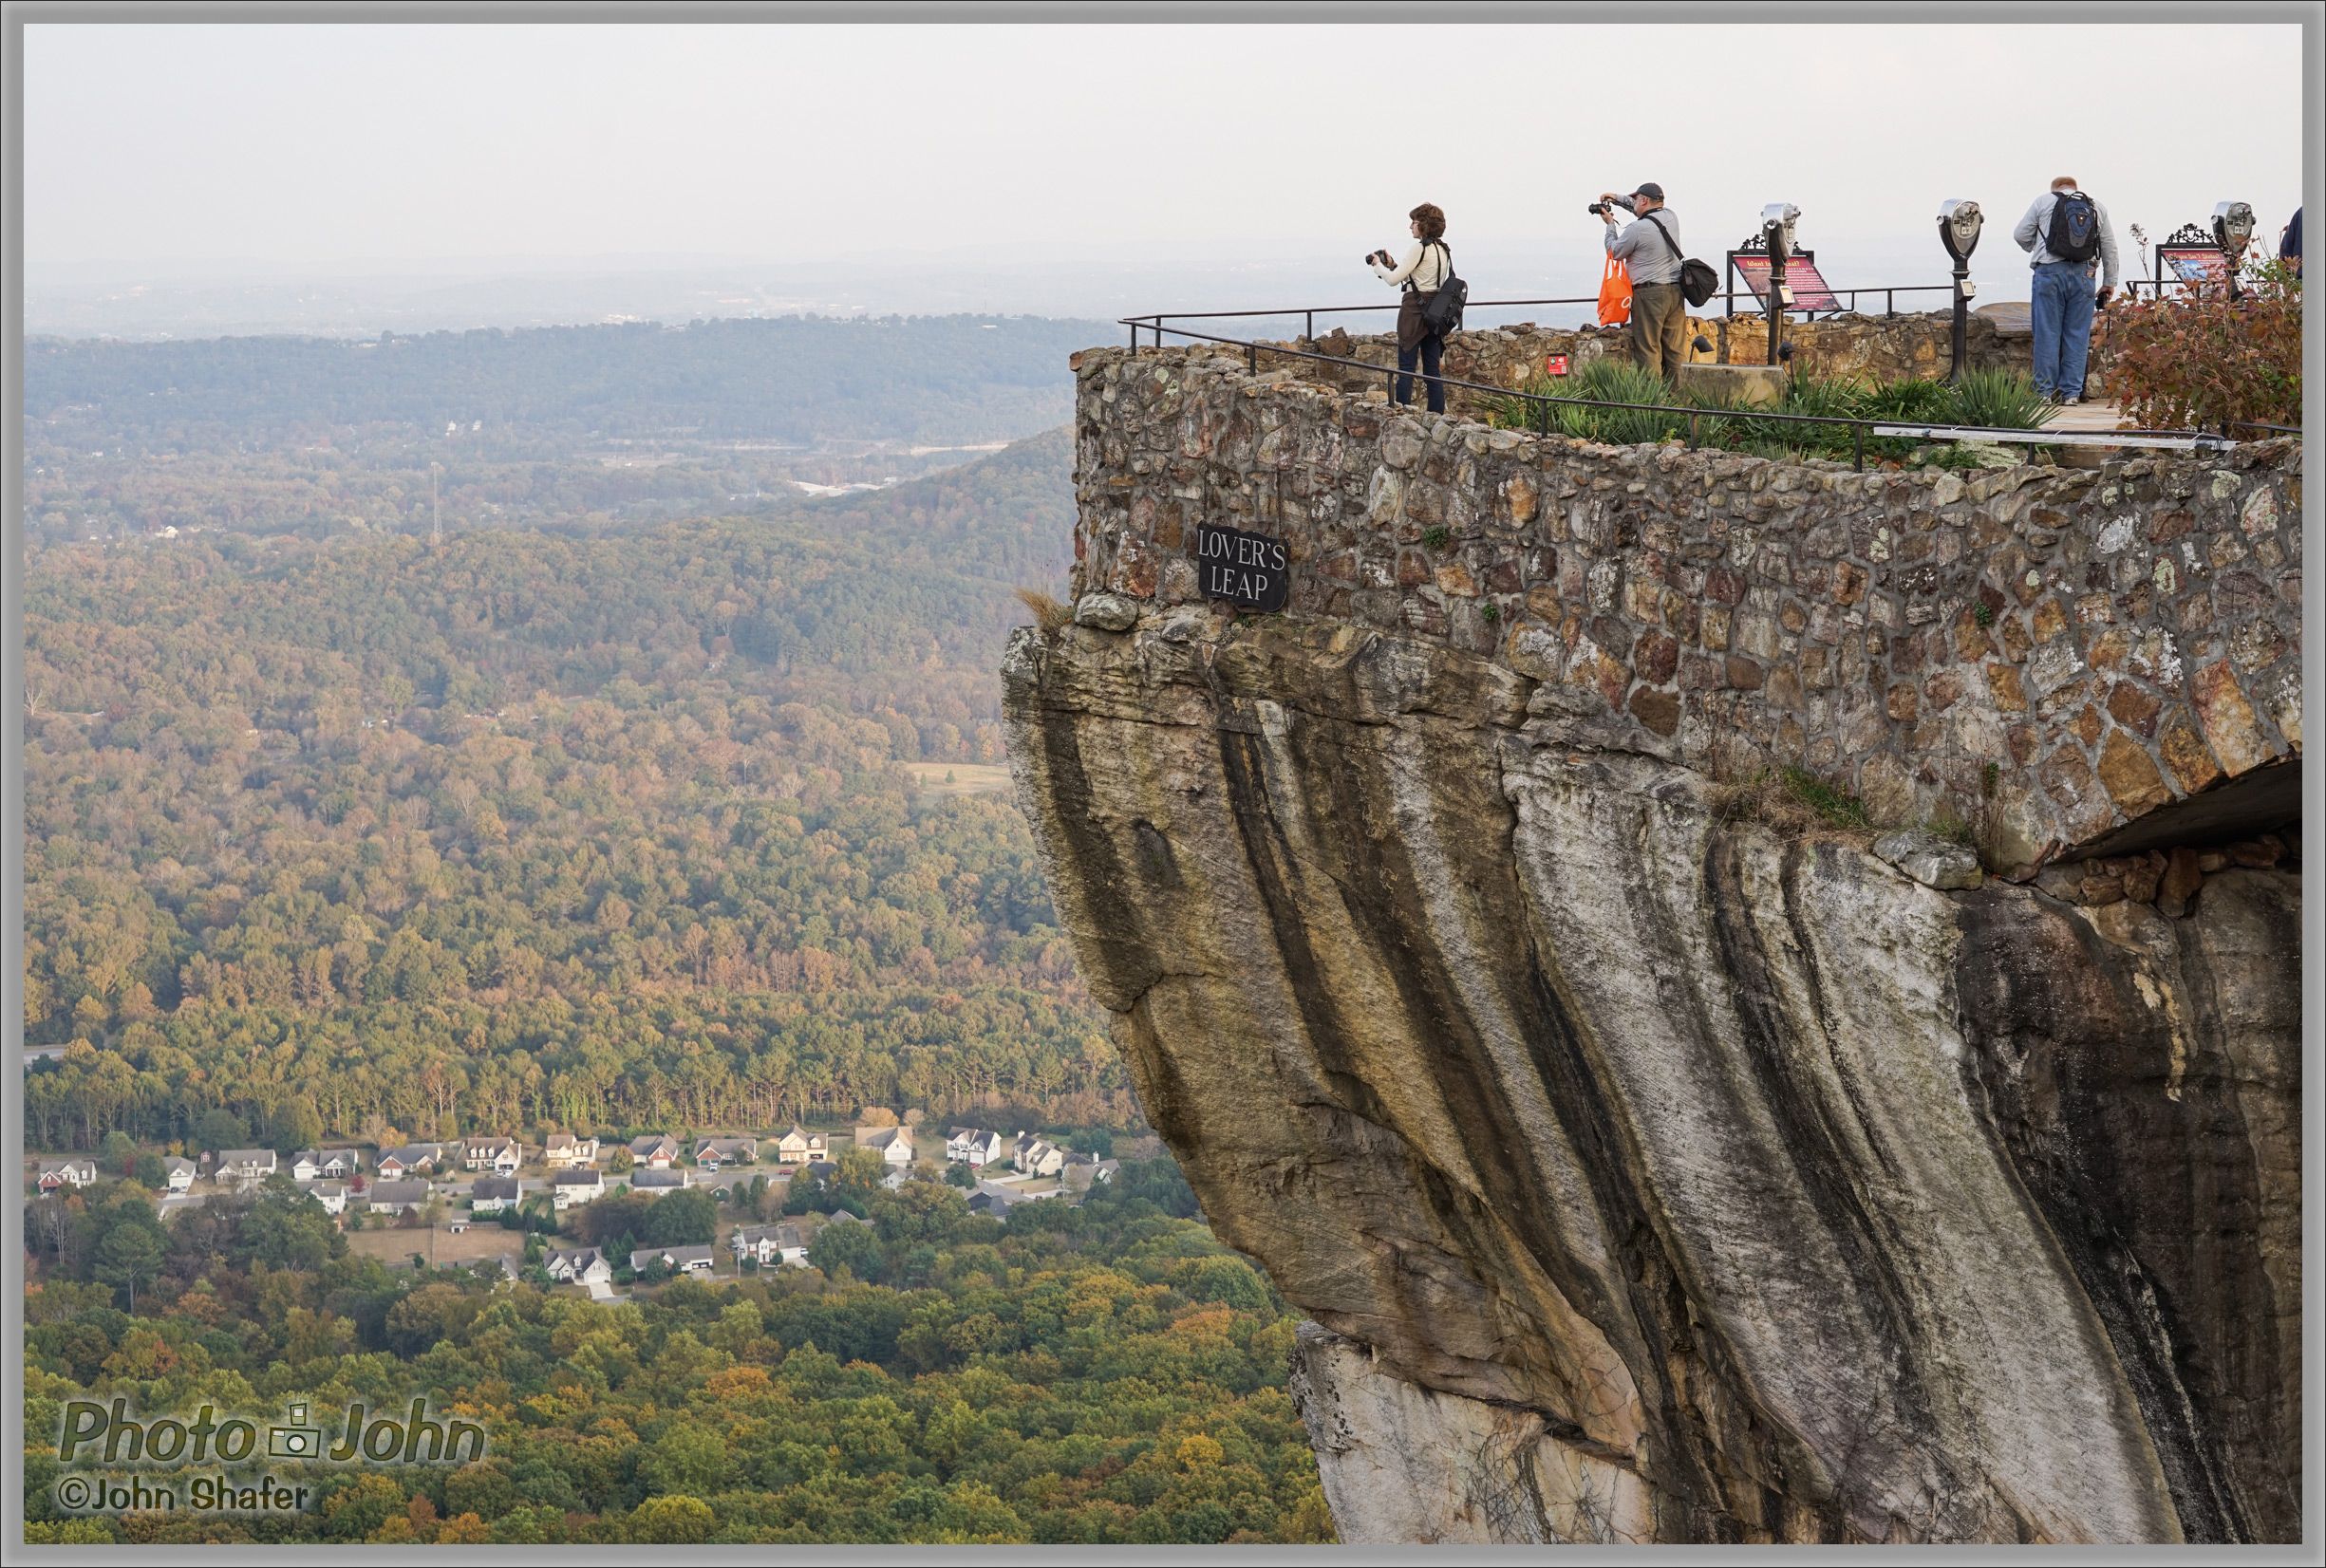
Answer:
[{"left": 269, "top": 1402, "right": 323, "bottom": 1459}]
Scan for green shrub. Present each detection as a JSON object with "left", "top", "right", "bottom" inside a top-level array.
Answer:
[
  {"left": 1483, "top": 359, "right": 2054, "bottom": 467},
  {"left": 1950, "top": 366, "right": 2060, "bottom": 431},
  {"left": 1482, "top": 358, "right": 1696, "bottom": 446}
]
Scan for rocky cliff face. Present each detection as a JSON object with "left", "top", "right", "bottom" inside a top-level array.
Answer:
[
  {"left": 1013, "top": 346, "right": 2300, "bottom": 1544},
  {"left": 1004, "top": 608, "right": 2300, "bottom": 1545}
]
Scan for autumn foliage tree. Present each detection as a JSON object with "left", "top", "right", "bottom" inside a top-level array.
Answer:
[{"left": 2106, "top": 259, "right": 2301, "bottom": 433}]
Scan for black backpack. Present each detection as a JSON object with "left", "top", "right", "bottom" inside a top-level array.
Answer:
[
  {"left": 2050, "top": 191, "right": 2102, "bottom": 263},
  {"left": 1643, "top": 213, "right": 1720, "bottom": 308},
  {"left": 1415, "top": 242, "right": 1467, "bottom": 337}
]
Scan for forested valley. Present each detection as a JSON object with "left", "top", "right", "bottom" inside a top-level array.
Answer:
[
  {"left": 22, "top": 425, "right": 1102, "bottom": 1148},
  {"left": 14, "top": 315, "right": 1341, "bottom": 1549}
]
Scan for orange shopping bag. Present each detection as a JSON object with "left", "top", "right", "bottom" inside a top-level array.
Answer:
[{"left": 1597, "top": 255, "right": 1632, "bottom": 326}]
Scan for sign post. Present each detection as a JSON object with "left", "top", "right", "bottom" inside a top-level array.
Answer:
[{"left": 1194, "top": 522, "right": 1290, "bottom": 612}]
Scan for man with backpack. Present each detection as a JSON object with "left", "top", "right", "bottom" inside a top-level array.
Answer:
[
  {"left": 1597, "top": 183, "right": 1699, "bottom": 383},
  {"left": 2013, "top": 177, "right": 2120, "bottom": 405}
]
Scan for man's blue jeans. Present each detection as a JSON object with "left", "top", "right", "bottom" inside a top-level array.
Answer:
[{"left": 2030, "top": 260, "right": 2097, "bottom": 401}]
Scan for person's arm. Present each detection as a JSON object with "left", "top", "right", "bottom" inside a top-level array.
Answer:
[
  {"left": 1606, "top": 220, "right": 1644, "bottom": 263},
  {"left": 2095, "top": 204, "right": 2120, "bottom": 294},
  {"left": 2013, "top": 196, "right": 2045, "bottom": 255},
  {"left": 1372, "top": 243, "right": 1425, "bottom": 286}
]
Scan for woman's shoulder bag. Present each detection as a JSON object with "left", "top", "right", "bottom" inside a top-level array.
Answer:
[{"left": 1417, "top": 242, "right": 1467, "bottom": 337}]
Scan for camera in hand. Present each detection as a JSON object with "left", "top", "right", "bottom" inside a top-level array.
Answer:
[{"left": 1587, "top": 203, "right": 1612, "bottom": 216}]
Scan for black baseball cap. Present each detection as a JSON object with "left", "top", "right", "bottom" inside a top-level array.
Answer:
[{"left": 1630, "top": 183, "right": 1664, "bottom": 201}]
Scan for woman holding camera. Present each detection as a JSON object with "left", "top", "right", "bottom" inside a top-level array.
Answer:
[{"left": 1368, "top": 204, "right": 1451, "bottom": 414}]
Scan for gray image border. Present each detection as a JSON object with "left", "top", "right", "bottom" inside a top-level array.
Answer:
[{"left": 2, "top": 2, "right": 2318, "bottom": 1563}]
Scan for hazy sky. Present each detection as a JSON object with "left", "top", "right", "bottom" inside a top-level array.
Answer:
[{"left": 25, "top": 21, "right": 2308, "bottom": 286}]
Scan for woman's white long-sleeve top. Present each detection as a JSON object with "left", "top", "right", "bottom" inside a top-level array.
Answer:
[{"left": 1371, "top": 241, "right": 1450, "bottom": 291}]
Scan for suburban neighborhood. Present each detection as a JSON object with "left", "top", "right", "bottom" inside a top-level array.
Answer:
[{"left": 28, "top": 1113, "right": 1127, "bottom": 1294}]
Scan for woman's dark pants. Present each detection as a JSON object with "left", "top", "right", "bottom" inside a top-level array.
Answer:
[{"left": 1397, "top": 334, "right": 1446, "bottom": 413}]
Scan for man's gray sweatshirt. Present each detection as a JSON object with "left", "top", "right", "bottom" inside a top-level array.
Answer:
[
  {"left": 2013, "top": 192, "right": 2121, "bottom": 289},
  {"left": 1605, "top": 203, "right": 1682, "bottom": 286}
]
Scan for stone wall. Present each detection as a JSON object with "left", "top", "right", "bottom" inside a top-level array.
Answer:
[
  {"left": 1067, "top": 344, "right": 2298, "bottom": 874},
  {"left": 1267, "top": 306, "right": 2075, "bottom": 410}
]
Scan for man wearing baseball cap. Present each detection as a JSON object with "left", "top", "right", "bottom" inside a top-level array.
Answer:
[{"left": 1598, "top": 182, "right": 1688, "bottom": 382}]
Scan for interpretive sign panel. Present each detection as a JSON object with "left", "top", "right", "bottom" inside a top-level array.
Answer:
[
  {"left": 1195, "top": 523, "right": 1290, "bottom": 610},
  {"left": 2158, "top": 246, "right": 2228, "bottom": 285},
  {"left": 1731, "top": 252, "right": 1840, "bottom": 312}
]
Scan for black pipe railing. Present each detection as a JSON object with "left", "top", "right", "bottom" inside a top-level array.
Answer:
[
  {"left": 1112, "top": 320, "right": 2275, "bottom": 467},
  {"left": 1121, "top": 284, "right": 1957, "bottom": 351}
]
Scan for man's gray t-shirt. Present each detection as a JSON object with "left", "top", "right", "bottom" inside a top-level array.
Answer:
[{"left": 1607, "top": 206, "right": 1682, "bottom": 286}]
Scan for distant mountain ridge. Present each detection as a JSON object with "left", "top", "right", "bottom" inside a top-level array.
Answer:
[{"left": 26, "top": 313, "right": 1115, "bottom": 450}]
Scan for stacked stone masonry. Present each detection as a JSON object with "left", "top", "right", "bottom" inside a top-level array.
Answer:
[
  {"left": 1261, "top": 306, "right": 2079, "bottom": 415},
  {"left": 1067, "top": 344, "right": 2298, "bottom": 874}
]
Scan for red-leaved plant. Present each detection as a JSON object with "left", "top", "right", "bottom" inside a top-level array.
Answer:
[{"left": 2105, "top": 259, "right": 2301, "bottom": 434}]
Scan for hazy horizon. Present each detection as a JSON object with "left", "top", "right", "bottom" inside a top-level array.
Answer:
[{"left": 25, "top": 21, "right": 2306, "bottom": 339}]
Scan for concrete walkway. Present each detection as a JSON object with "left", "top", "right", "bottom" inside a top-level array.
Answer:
[{"left": 2044, "top": 399, "right": 2128, "bottom": 433}]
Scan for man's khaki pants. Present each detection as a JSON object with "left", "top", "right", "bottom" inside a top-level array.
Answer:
[{"left": 1628, "top": 281, "right": 1688, "bottom": 383}]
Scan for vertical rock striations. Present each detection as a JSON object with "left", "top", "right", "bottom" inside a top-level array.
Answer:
[
  {"left": 1004, "top": 607, "right": 2299, "bottom": 1545},
  {"left": 1016, "top": 350, "right": 2299, "bottom": 1544}
]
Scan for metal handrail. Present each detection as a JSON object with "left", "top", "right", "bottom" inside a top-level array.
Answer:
[
  {"left": 1113, "top": 320, "right": 2269, "bottom": 468},
  {"left": 1121, "top": 284, "right": 1957, "bottom": 350}
]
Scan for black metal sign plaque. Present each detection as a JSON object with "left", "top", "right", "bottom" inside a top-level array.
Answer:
[{"left": 1194, "top": 523, "right": 1290, "bottom": 611}]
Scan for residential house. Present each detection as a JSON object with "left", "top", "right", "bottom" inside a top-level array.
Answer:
[
  {"left": 856, "top": 1126, "right": 914, "bottom": 1167},
  {"left": 628, "top": 1135, "right": 680, "bottom": 1169},
  {"left": 638, "top": 1244, "right": 718, "bottom": 1277},
  {"left": 543, "top": 1134, "right": 599, "bottom": 1169},
  {"left": 366, "top": 1180, "right": 431, "bottom": 1215},
  {"left": 36, "top": 1158, "right": 98, "bottom": 1193},
  {"left": 693, "top": 1136, "right": 758, "bottom": 1170},
  {"left": 159, "top": 1157, "right": 197, "bottom": 1194},
  {"left": 970, "top": 1179, "right": 1035, "bottom": 1218},
  {"left": 551, "top": 1168, "right": 605, "bottom": 1210},
  {"left": 1062, "top": 1153, "right": 1120, "bottom": 1191},
  {"left": 216, "top": 1148, "right": 279, "bottom": 1185},
  {"left": 463, "top": 1135, "right": 522, "bottom": 1175},
  {"left": 729, "top": 1223, "right": 810, "bottom": 1269},
  {"left": 377, "top": 1144, "right": 454, "bottom": 1180},
  {"left": 776, "top": 1126, "right": 833, "bottom": 1167},
  {"left": 543, "top": 1247, "right": 613, "bottom": 1287},
  {"left": 471, "top": 1177, "right": 521, "bottom": 1215},
  {"left": 290, "top": 1148, "right": 358, "bottom": 1182},
  {"left": 299, "top": 1181, "right": 350, "bottom": 1216},
  {"left": 947, "top": 1128, "right": 1006, "bottom": 1167},
  {"left": 629, "top": 1169, "right": 692, "bottom": 1194},
  {"left": 1013, "top": 1136, "right": 1065, "bottom": 1179}
]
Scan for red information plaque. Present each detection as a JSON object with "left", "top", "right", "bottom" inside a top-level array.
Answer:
[{"left": 1732, "top": 254, "right": 1840, "bottom": 312}]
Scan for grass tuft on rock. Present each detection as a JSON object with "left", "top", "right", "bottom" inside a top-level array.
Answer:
[{"left": 1014, "top": 587, "right": 1073, "bottom": 634}]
